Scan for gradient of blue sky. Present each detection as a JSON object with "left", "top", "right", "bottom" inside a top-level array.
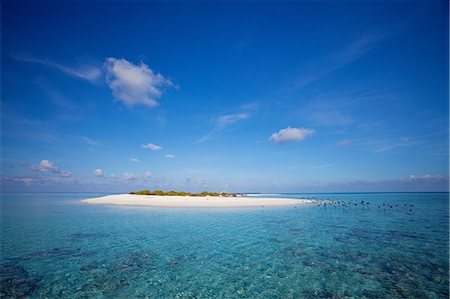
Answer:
[{"left": 1, "top": 1, "right": 448, "bottom": 192}]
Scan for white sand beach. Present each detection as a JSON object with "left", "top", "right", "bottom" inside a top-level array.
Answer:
[{"left": 81, "top": 194, "right": 310, "bottom": 208}]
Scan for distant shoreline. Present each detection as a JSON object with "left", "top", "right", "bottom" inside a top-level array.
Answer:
[{"left": 81, "top": 194, "right": 311, "bottom": 208}]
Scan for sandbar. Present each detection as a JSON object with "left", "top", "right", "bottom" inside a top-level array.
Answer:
[{"left": 81, "top": 194, "right": 311, "bottom": 208}]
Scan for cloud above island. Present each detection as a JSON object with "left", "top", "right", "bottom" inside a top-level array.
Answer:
[
  {"left": 30, "top": 160, "right": 71, "bottom": 177},
  {"left": 104, "top": 58, "right": 174, "bottom": 108},
  {"left": 269, "top": 127, "right": 315, "bottom": 143},
  {"left": 94, "top": 168, "right": 104, "bottom": 177},
  {"left": 12, "top": 54, "right": 175, "bottom": 109},
  {"left": 123, "top": 172, "right": 137, "bottom": 180}
]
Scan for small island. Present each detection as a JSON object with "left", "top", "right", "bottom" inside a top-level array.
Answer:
[
  {"left": 82, "top": 190, "right": 311, "bottom": 208},
  {"left": 129, "top": 189, "right": 243, "bottom": 197}
]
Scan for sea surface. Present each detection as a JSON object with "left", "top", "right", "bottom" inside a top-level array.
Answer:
[{"left": 1, "top": 192, "right": 448, "bottom": 298}]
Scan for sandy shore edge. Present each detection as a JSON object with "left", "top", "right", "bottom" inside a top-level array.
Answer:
[{"left": 81, "top": 194, "right": 311, "bottom": 208}]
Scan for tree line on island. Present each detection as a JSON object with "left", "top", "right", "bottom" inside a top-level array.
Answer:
[{"left": 129, "top": 190, "right": 244, "bottom": 197}]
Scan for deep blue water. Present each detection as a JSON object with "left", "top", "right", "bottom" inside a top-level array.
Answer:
[{"left": 1, "top": 192, "right": 448, "bottom": 298}]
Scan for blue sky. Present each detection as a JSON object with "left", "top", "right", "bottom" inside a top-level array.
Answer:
[{"left": 2, "top": 1, "right": 448, "bottom": 192}]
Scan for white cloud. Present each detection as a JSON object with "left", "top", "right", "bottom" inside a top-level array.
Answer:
[
  {"left": 129, "top": 157, "right": 140, "bottom": 163},
  {"left": 269, "top": 127, "right": 315, "bottom": 143},
  {"left": 104, "top": 58, "right": 174, "bottom": 107},
  {"left": 58, "top": 170, "right": 71, "bottom": 177},
  {"left": 145, "top": 171, "right": 152, "bottom": 177},
  {"left": 11, "top": 54, "right": 101, "bottom": 83},
  {"left": 94, "top": 168, "right": 104, "bottom": 177},
  {"left": 123, "top": 172, "right": 137, "bottom": 180},
  {"left": 142, "top": 143, "right": 162, "bottom": 151},
  {"left": 165, "top": 154, "right": 175, "bottom": 159},
  {"left": 30, "top": 160, "right": 71, "bottom": 177},
  {"left": 30, "top": 160, "right": 56, "bottom": 172}
]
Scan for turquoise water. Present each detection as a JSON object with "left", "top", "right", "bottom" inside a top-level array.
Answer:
[{"left": 1, "top": 192, "right": 448, "bottom": 298}]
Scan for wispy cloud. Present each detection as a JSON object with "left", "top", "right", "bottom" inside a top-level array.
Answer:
[
  {"left": 34, "top": 80, "right": 78, "bottom": 111},
  {"left": 104, "top": 58, "right": 174, "bottom": 108},
  {"left": 11, "top": 54, "right": 101, "bottom": 83},
  {"left": 2, "top": 105, "right": 43, "bottom": 127},
  {"left": 196, "top": 178, "right": 207, "bottom": 186},
  {"left": 369, "top": 137, "right": 420, "bottom": 153},
  {"left": 1, "top": 172, "right": 178, "bottom": 191},
  {"left": 197, "top": 112, "right": 251, "bottom": 143},
  {"left": 337, "top": 140, "right": 351, "bottom": 147},
  {"left": 304, "top": 106, "right": 353, "bottom": 127},
  {"left": 165, "top": 154, "right": 175, "bottom": 159},
  {"left": 196, "top": 135, "right": 212, "bottom": 144},
  {"left": 269, "top": 127, "right": 315, "bottom": 143},
  {"left": 82, "top": 137, "right": 100, "bottom": 146},
  {"left": 94, "top": 168, "right": 104, "bottom": 177},
  {"left": 197, "top": 102, "right": 260, "bottom": 143},
  {"left": 283, "top": 174, "right": 449, "bottom": 193},
  {"left": 129, "top": 158, "right": 140, "bottom": 163},
  {"left": 216, "top": 113, "right": 249, "bottom": 128},
  {"left": 17, "top": 178, "right": 34, "bottom": 185},
  {"left": 401, "top": 174, "right": 448, "bottom": 183},
  {"left": 30, "top": 160, "right": 71, "bottom": 177},
  {"left": 294, "top": 32, "right": 389, "bottom": 89},
  {"left": 295, "top": 85, "right": 405, "bottom": 136},
  {"left": 240, "top": 102, "right": 260, "bottom": 111},
  {"left": 1, "top": 176, "right": 35, "bottom": 186},
  {"left": 142, "top": 143, "right": 162, "bottom": 151},
  {"left": 309, "top": 163, "right": 335, "bottom": 170}
]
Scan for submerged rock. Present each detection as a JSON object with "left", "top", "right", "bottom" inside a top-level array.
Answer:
[
  {"left": 0, "top": 261, "right": 41, "bottom": 298},
  {"left": 21, "top": 247, "right": 92, "bottom": 260},
  {"left": 69, "top": 232, "right": 110, "bottom": 241}
]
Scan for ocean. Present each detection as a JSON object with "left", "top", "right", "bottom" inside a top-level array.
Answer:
[{"left": 1, "top": 192, "right": 448, "bottom": 298}]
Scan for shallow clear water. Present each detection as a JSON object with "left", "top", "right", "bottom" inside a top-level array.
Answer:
[{"left": 1, "top": 192, "right": 448, "bottom": 298}]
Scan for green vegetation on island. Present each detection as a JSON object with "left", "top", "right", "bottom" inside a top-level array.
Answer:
[{"left": 129, "top": 190, "right": 241, "bottom": 197}]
